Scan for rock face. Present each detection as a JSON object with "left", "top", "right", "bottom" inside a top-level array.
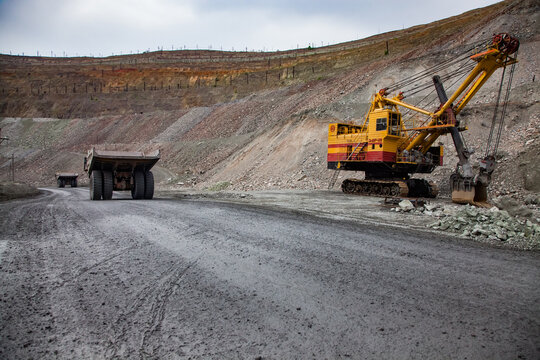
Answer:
[
  {"left": 426, "top": 204, "right": 540, "bottom": 250},
  {"left": 492, "top": 196, "right": 534, "bottom": 217},
  {"left": 523, "top": 165, "right": 540, "bottom": 192},
  {"left": 0, "top": 0, "right": 538, "bottom": 201}
]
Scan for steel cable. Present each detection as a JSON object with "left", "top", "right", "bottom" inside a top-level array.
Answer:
[
  {"left": 386, "top": 38, "right": 489, "bottom": 93},
  {"left": 493, "top": 54, "right": 517, "bottom": 156}
]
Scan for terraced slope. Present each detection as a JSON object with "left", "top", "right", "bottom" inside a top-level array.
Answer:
[{"left": 0, "top": 0, "right": 538, "bottom": 199}]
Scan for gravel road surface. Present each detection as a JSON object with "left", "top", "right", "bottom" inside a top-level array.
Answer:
[{"left": 1, "top": 188, "right": 539, "bottom": 359}]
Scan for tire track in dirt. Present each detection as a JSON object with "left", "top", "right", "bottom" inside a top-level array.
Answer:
[
  {"left": 43, "top": 190, "right": 211, "bottom": 358},
  {"left": 138, "top": 258, "right": 200, "bottom": 358},
  {"left": 2, "top": 188, "right": 539, "bottom": 359},
  {"left": 0, "top": 192, "right": 61, "bottom": 358}
]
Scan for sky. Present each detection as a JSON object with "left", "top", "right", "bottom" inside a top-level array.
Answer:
[{"left": 0, "top": 0, "right": 500, "bottom": 57}]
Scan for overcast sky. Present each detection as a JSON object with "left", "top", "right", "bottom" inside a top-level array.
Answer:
[{"left": 0, "top": 0, "right": 500, "bottom": 57}]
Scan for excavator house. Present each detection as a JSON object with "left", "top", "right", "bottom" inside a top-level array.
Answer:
[{"left": 328, "top": 33, "right": 519, "bottom": 205}]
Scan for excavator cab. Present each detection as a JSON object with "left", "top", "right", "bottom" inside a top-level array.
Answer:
[{"left": 389, "top": 112, "right": 401, "bottom": 136}]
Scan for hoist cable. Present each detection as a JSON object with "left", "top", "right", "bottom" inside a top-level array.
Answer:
[
  {"left": 386, "top": 38, "right": 489, "bottom": 93},
  {"left": 493, "top": 53, "right": 517, "bottom": 156},
  {"left": 485, "top": 60, "right": 507, "bottom": 156},
  {"left": 400, "top": 62, "right": 475, "bottom": 120},
  {"left": 404, "top": 63, "right": 476, "bottom": 97}
]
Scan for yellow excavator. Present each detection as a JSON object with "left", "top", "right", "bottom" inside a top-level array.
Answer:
[{"left": 327, "top": 33, "right": 519, "bottom": 205}]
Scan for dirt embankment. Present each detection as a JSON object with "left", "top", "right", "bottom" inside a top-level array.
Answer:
[
  {"left": 0, "top": 0, "right": 538, "bottom": 203},
  {"left": 0, "top": 182, "right": 40, "bottom": 201}
]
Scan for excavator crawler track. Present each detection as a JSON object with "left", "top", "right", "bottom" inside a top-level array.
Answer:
[{"left": 341, "top": 178, "right": 437, "bottom": 198}]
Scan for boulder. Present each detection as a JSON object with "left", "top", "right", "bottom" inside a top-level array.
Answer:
[
  {"left": 492, "top": 196, "right": 534, "bottom": 218},
  {"left": 424, "top": 203, "right": 439, "bottom": 211},
  {"left": 492, "top": 196, "right": 519, "bottom": 211},
  {"left": 523, "top": 167, "right": 540, "bottom": 192},
  {"left": 398, "top": 200, "right": 415, "bottom": 212},
  {"left": 524, "top": 195, "right": 539, "bottom": 205}
]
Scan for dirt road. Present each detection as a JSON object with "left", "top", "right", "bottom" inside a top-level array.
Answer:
[{"left": 1, "top": 188, "right": 539, "bottom": 359}]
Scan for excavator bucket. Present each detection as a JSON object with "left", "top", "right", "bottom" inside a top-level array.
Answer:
[
  {"left": 471, "top": 183, "right": 491, "bottom": 208},
  {"left": 451, "top": 177, "right": 489, "bottom": 207},
  {"left": 450, "top": 174, "right": 490, "bottom": 207},
  {"left": 451, "top": 187, "right": 476, "bottom": 205}
]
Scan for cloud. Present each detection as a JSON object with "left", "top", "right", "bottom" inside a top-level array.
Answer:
[
  {"left": 0, "top": 0, "right": 500, "bottom": 56},
  {"left": 61, "top": 0, "right": 195, "bottom": 29}
]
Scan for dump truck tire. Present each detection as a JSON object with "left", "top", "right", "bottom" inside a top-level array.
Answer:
[
  {"left": 102, "top": 170, "right": 113, "bottom": 200},
  {"left": 90, "top": 171, "right": 103, "bottom": 200},
  {"left": 131, "top": 170, "right": 145, "bottom": 200},
  {"left": 72, "top": 179, "right": 77, "bottom": 188},
  {"left": 144, "top": 171, "right": 154, "bottom": 199}
]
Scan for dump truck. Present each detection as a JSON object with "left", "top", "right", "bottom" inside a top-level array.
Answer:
[
  {"left": 56, "top": 173, "right": 78, "bottom": 188},
  {"left": 328, "top": 33, "right": 519, "bottom": 205},
  {"left": 84, "top": 148, "right": 160, "bottom": 200}
]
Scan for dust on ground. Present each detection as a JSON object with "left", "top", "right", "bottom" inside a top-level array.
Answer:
[{"left": 157, "top": 188, "right": 540, "bottom": 251}]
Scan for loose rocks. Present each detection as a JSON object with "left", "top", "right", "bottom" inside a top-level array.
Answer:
[
  {"left": 427, "top": 204, "right": 540, "bottom": 250},
  {"left": 398, "top": 200, "right": 415, "bottom": 212}
]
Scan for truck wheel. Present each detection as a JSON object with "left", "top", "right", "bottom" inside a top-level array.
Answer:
[
  {"left": 144, "top": 171, "right": 154, "bottom": 199},
  {"left": 57, "top": 179, "right": 62, "bottom": 188},
  {"left": 90, "top": 171, "right": 103, "bottom": 200},
  {"left": 102, "top": 170, "right": 113, "bottom": 200},
  {"left": 59, "top": 179, "right": 65, "bottom": 188},
  {"left": 72, "top": 179, "right": 78, "bottom": 188},
  {"left": 131, "top": 170, "right": 145, "bottom": 199}
]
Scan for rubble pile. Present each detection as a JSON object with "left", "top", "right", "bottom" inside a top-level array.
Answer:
[{"left": 392, "top": 199, "right": 540, "bottom": 250}]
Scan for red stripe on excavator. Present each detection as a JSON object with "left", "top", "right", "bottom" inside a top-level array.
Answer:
[
  {"left": 327, "top": 154, "right": 347, "bottom": 161},
  {"left": 366, "top": 151, "right": 396, "bottom": 162},
  {"left": 328, "top": 151, "right": 395, "bottom": 162}
]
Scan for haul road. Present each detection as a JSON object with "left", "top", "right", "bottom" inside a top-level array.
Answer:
[{"left": 0, "top": 187, "right": 539, "bottom": 359}]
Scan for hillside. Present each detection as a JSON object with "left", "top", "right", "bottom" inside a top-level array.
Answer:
[{"left": 0, "top": 0, "right": 538, "bottom": 201}]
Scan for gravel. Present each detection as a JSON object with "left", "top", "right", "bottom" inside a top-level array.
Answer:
[
  {"left": 392, "top": 199, "right": 540, "bottom": 250},
  {"left": 1, "top": 187, "right": 539, "bottom": 359},
  {"left": 427, "top": 205, "right": 540, "bottom": 250}
]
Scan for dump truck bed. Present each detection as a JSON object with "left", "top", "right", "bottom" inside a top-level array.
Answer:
[
  {"left": 55, "top": 172, "right": 79, "bottom": 178},
  {"left": 55, "top": 173, "right": 78, "bottom": 188},
  {"left": 85, "top": 148, "right": 160, "bottom": 174}
]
